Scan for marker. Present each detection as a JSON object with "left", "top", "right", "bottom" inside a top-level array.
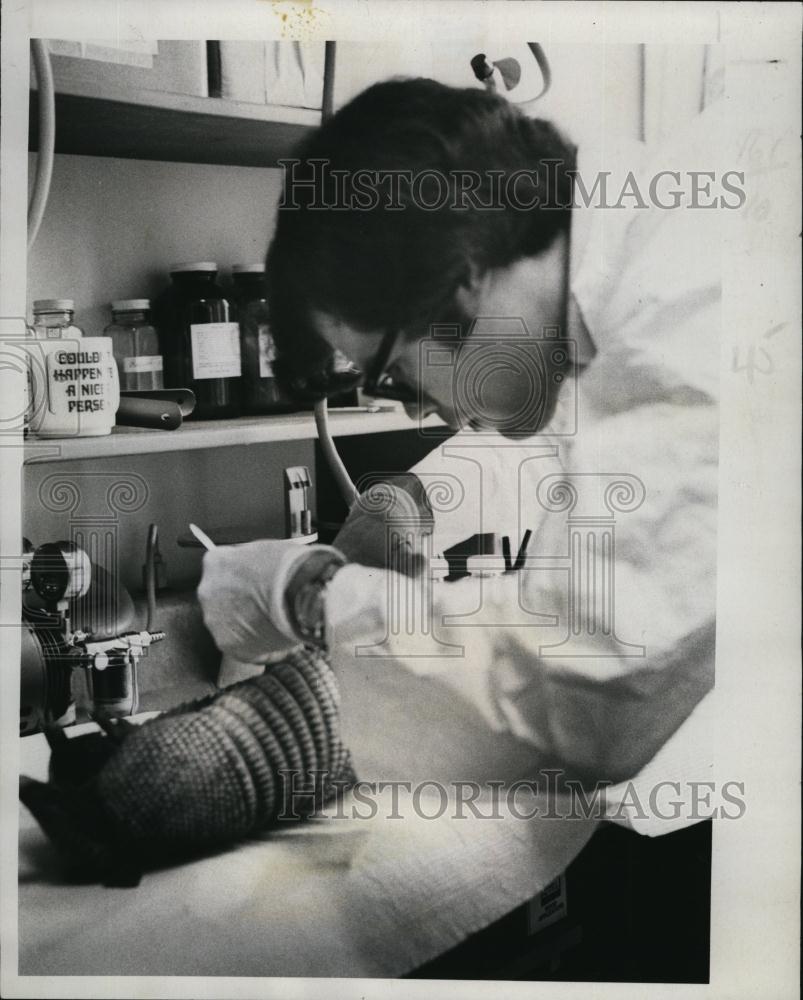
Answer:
[{"left": 188, "top": 523, "right": 217, "bottom": 551}]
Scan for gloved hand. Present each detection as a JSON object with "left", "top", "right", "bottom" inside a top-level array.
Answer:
[
  {"left": 197, "top": 539, "right": 343, "bottom": 664},
  {"left": 333, "top": 473, "right": 435, "bottom": 576}
]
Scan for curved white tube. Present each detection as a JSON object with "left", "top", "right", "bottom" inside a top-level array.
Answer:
[
  {"left": 314, "top": 398, "right": 358, "bottom": 508},
  {"left": 526, "top": 43, "right": 552, "bottom": 101},
  {"left": 28, "top": 39, "right": 55, "bottom": 252}
]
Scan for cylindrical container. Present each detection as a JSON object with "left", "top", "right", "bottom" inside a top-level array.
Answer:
[
  {"left": 30, "top": 299, "right": 84, "bottom": 340},
  {"left": 26, "top": 337, "right": 120, "bottom": 438},
  {"left": 231, "top": 263, "right": 295, "bottom": 414},
  {"left": 158, "top": 263, "right": 241, "bottom": 419},
  {"left": 104, "top": 299, "right": 164, "bottom": 391},
  {"left": 88, "top": 654, "right": 138, "bottom": 718}
]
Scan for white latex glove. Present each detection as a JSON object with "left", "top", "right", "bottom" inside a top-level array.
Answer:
[
  {"left": 333, "top": 473, "right": 435, "bottom": 576},
  {"left": 197, "top": 539, "right": 341, "bottom": 664}
]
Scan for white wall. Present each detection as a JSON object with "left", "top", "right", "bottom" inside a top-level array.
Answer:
[
  {"left": 526, "top": 44, "right": 643, "bottom": 149},
  {"left": 332, "top": 41, "right": 644, "bottom": 149},
  {"left": 27, "top": 153, "right": 284, "bottom": 334}
]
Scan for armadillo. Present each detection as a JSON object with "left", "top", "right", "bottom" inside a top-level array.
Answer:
[{"left": 19, "top": 647, "right": 356, "bottom": 887}]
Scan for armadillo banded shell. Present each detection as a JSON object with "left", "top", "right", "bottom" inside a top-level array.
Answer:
[{"left": 96, "top": 647, "right": 354, "bottom": 849}]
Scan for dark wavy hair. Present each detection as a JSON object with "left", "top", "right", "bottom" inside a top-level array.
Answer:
[{"left": 265, "top": 77, "right": 575, "bottom": 388}]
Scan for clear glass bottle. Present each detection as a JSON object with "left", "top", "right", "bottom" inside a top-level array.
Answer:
[
  {"left": 27, "top": 300, "right": 83, "bottom": 435},
  {"left": 30, "top": 299, "right": 84, "bottom": 340},
  {"left": 157, "top": 263, "right": 241, "bottom": 420},
  {"left": 104, "top": 299, "right": 164, "bottom": 391},
  {"left": 27, "top": 300, "right": 119, "bottom": 438},
  {"left": 231, "top": 264, "right": 295, "bottom": 415}
]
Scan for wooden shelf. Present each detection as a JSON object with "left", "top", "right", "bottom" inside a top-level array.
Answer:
[
  {"left": 29, "top": 80, "right": 320, "bottom": 167},
  {"left": 23, "top": 408, "right": 448, "bottom": 464}
]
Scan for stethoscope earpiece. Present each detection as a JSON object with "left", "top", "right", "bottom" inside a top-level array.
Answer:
[{"left": 470, "top": 43, "right": 551, "bottom": 103}]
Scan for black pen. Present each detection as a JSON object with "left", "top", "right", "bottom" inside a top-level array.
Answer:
[
  {"left": 513, "top": 529, "right": 532, "bottom": 571},
  {"left": 502, "top": 535, "right": 512, "bottom": 572}
]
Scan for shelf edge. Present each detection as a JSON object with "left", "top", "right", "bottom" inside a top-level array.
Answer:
[{"left": 23, "top": 413, "right": 448, "bottom": 465}]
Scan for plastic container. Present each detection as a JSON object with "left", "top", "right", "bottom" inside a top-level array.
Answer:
[
  {"left": 157, "top": 263, "right": 241, "bottom": 419},
  {"left": 30, "top": 299, "right": 84, "bottom": 340},
  {"left": 104, "top": 299, "right": 164, "bottom": 391},
  {"left": 231, "top": 264, "right": 294, "bottom": 414}
]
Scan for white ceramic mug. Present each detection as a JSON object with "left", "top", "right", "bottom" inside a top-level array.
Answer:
[{"left": 27, "top": 337, "right": 120, "bottom": 438}]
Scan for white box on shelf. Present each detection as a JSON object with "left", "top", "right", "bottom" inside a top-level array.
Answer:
[
  {"left": 31, "top": 39, "right": 209, "bottom": 97},
  {"left": 218, "top": 40, "right": 325, "bottom": 110}
]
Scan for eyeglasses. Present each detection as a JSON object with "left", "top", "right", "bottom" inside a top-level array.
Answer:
[
  {"left": 361, "top": 327, "right": 419, "bottom": 404},
  {"left": 282, "top": 365, "right": 361, "bottom": 403},
  {"left": 281, "top": 327, "right": 420, "bottom": 404}
]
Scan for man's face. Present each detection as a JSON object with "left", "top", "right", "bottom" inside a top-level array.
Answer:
[
  {"left": 311, "top": 308, "right": 465, "bottom": 427},
  {"left": 311, "top": 236, "right": 569, "bottom": 436}
]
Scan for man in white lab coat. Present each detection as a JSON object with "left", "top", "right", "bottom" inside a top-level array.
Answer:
[{"left": 199, "top": 78, "right": 724, "bottom": 787}]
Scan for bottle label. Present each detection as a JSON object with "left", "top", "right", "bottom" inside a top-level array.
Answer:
[
  {"left": 123, "top": 355, "right": 163, "bottom": 374},
  {"left": 258, "top": 326, "right": 276, "bottom": 378},
  {"left": 190, "top": 323, "right": 242, "bottom": 380}
]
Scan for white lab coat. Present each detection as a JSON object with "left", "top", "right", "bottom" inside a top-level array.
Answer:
[{"left": 326, "top": 105, "right": 725, "bottom": 786}]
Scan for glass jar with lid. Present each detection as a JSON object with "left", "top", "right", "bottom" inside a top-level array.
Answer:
[
  {"left": 157, "top": 262, "right": 241, "bottom": 419},
  {"left": 104, "top": 299, "right": 164, "bottom": 391},
  {"left": 231, "top": 263, "right": 295, "bottom": 415},
  {"left": 30, "top": 299, "right": 84, "bottom": 340}
]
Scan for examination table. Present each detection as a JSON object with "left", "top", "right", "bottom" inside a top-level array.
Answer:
[{"left": 18, "top": 596, "right": 713, "bottom": 979}]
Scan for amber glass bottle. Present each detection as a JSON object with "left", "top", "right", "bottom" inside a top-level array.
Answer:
[
  {"left": 231, "top": 264, "right": 295, "bottom": 415},
  {"left": 158, "top": 263, "right": 241, "bottom": 419}
]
